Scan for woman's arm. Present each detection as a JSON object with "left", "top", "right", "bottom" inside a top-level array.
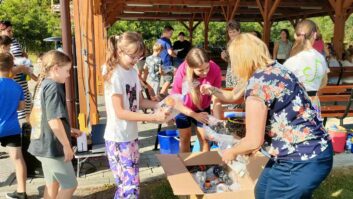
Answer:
[
  {"left": 273, "top": 42, "right": 279, "bottom": 59},
  {"left": 112, "top": 94, "right": 166, "bottom": 122},
  {"left": 222, "top": 96, "right": 267, "bottom": 163},
  {"left": 200, "top": 81, "right": 246, "bottom": 103}
]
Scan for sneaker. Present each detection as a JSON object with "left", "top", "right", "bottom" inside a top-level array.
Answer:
[{"left": 5, "top": 191, "right": 27, "bottom": 199}]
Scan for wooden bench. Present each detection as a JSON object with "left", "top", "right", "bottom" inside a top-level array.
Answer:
[
  {"left": 328, "top": 66, "right": 342, "bottom": 85},
  {"left": 328, "top": 66, "right": 353, "bottom": 85},
  {"left": 318, "top": 85, "right": 353, "bottom": 126},
  {"left": 339, "top": 66, "right": 353, "bottom": 85}
]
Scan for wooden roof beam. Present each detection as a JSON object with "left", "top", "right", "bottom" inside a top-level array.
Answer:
[
  {"left": 120, "top": 0, "right": 227, "bottom": 6},
  {"left": 241, "top": 1, "right": 328, "bottom": 8},
  {"left": 123, "top": 6, "right": 209, "bottom": 13}
]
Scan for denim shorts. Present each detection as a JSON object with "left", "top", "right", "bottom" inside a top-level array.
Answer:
[
  {"left": 175, "top": 107, "right": 210, "bottom": 129},
  {"left": 255, "top": 142, "right": 333, "bottom": 199}
]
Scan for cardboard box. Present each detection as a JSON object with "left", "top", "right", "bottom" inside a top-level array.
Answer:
[{"left": 156, "top": 151, "right": 268, "bottom": 199}]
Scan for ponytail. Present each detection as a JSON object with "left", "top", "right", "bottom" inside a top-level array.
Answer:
[
  {"left": 103, "top": 35, "right": 119, "bottom": 81},
  {"left": 103, "top": 32, "right": 145, "bottom": 82},
  {"left": 289, "top": 19, "right": 318, "bottom": 57}
]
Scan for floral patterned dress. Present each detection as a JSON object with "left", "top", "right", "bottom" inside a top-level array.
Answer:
[{"left": 245, "top": 63, "right": 330, "bottom": 161}]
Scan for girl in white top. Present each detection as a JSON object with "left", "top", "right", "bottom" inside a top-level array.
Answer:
[
  {"left": 103, "top": 32, "right": 168, "bottom": 199},
  {"left": 284, "top": 20, "right": 329, "bottom": 117}
]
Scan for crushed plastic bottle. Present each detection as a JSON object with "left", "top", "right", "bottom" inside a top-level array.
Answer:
[{"left": 155, "top": 94, "right": 183, "bottom": 123}]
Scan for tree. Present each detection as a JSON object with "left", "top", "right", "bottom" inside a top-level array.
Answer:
[{"left": 0, "top": 0, "right": 60, "bottom": 53}]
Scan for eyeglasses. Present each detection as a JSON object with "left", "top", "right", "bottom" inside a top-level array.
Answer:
[{"left": 123, "top": 51, "right": 143, "bottom": 62}]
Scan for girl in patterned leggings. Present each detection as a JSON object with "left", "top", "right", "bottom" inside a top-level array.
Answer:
[{"left": 102, "top": 32, "right": 169, "bottom": 199}]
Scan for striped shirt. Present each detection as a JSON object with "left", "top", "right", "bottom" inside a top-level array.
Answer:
[
  {"left": 10, "top": 38, "right": 23, "bottom": 57},
  {"left": 11, "top": 38, "right": 31, "bottom": 120}
]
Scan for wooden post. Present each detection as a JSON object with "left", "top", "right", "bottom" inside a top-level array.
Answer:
[
  {"left": 60, "top": 0, "right": 76, "bottom": 127},
  {"left": 189, "top": 17, "right": 194, "bottom": 45},
  {"left": 256, "top": 0, "right": 282, "bottom": 45},
  {"left": 73, "top": 0, "right": 101, "bottom": 130},
  {"left": 180, "top": 18, "right": 201, "bottom": 46},
  {"left": 203, "top": 8, "right": 213, "bottom": 49},
  {"left": 204, "top": 20, "right": 209, "bottom": 49},
  {"left": 329, "top": 0, "right": 353, "bottom": 59}
]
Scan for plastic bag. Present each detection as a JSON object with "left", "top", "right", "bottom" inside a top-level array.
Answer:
[
  {"left": 203, "top": 115, "right": 249, "bottom": 177},
  {"left": 204, "top": 116, "right": 238, "bottom": 149},
  {"left": 155, "top": 94, "right": 183, "bottom": 123},
  {"left": 14, "top": 57, "right": 32, "bottom": 67}
]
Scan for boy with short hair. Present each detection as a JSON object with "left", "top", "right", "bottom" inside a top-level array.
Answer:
[
  {"left": 0, "top": 52, "right": 27, "bottom": 199},
  {"left": 144, "top": 42, "right": 163, "bottom": 98}
]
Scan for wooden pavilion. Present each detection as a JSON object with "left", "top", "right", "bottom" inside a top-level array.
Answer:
[{"left": 61, "top": 0, "right": 353, "bottom": 129}]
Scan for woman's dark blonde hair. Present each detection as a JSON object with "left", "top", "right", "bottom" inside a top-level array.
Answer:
[
  {"left": 228, "top": 33, "right": 273, "bottom": 82},
  {"left": 290, "top": 19, "right": 318, "bottom": 57},
  {"left": 103, "top": 32, "right": 145, "bottom": 81},
  {"left": 32, "top": 50, "right": 71, "bottom": 101},
  {"left": 185, "top": 48, "right": 210, "bottom": 109}
]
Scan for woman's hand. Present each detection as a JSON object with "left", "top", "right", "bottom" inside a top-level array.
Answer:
[
  {"left": 191, "top": 112, "right": 209, "bottom": 124},
  {"left": 63, "top": 145, "right": 74, "bottom": 162},
  {"left": 71, "top": 128, "right": 82, "bottom": 138},
  {"left": 221, "top": 148, "right": 237, "bottom": 164},
  {"left": 200, "top": 84, "right": 214, "bottom": 95}
]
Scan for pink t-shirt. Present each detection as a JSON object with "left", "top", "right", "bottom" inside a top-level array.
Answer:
[
  {"left": 171, "top": 60, "right": 222, "bottom": 111},
  {"left": 313, "top": 39, "right": 324, "bottom": 54}
]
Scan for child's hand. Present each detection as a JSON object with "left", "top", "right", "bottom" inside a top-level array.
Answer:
[
  {"left": 200, "top": 84, "right": 214, "bottom": 95},
  {"left": 153, "top": 109, "right": 170, "bottom": 123},
  {"left": 71, "top": 128, "right": 82, "bottom": 138},
  {"left": 63, "top": 145, "right": 74, "bottom": 162},
  {"left": 191, "top": 112, "right": 209, "bottom": 124},
  {"left": 221, "top": 50, "right": 228, "bottom": 60}
]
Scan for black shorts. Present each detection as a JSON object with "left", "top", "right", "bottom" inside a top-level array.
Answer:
[
  {"left": 175, "top": 106, "right": 211, "bottom": 129},
  {"left": 0, "top": 134, "right": 21, "bottom": 147}
]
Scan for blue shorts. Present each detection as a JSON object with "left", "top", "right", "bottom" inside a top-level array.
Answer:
[{"left": 175, "top": 107, "right": 210, "bottom": 129}]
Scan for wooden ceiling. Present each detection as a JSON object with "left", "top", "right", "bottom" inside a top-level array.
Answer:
[{"left": 94, "top": 0, "right": 346, "bottom": 26}]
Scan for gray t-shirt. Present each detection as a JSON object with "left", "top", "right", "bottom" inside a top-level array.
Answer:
[
  {"left": 28, "top": 79, "right": 71, "bottom": 158},
  {"left": 145, "top": 55, "right": 162, "bottom": 82}
]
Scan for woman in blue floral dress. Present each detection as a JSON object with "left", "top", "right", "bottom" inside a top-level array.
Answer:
[{"left": 201, "top": 33, "right": 333, "bottom": 199}]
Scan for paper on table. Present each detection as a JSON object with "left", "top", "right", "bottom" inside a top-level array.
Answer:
[
  {"left": 77, "top": 133, "right": 88, "bottom": 152},
  {"left": 174, "top": 48, "right": 184, "bottom": 53}
]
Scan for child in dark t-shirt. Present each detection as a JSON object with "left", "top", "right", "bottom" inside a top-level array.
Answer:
[{"left": 28, "top": 50, "right": 82, "bottom": 198}]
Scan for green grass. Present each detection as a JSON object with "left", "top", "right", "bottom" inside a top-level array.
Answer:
[
  {"left": 70, "top": 166, "right": 353, "bottom": 198},
  {"left": 313, "top": 167, "right": 353, "bottom": 199},
  {"left": 140, "top": 179, "right": 177, "bottom": 199},
  {"left": 141, "top": 167, "right": 353, "bottom": 199}
]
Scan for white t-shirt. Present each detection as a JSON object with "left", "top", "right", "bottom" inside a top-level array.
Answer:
[
  {"left": 340, "top": 60, "right": 353, "bottom": 67},
  {"left": 103, "top": 65, "right": 141, "bottom": 142},
  {"left": 284, "top": 49, "right": 329, "bottom": 91},
  {"left": 329, "top": 58, "right": 340, "bottom": 67}
]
